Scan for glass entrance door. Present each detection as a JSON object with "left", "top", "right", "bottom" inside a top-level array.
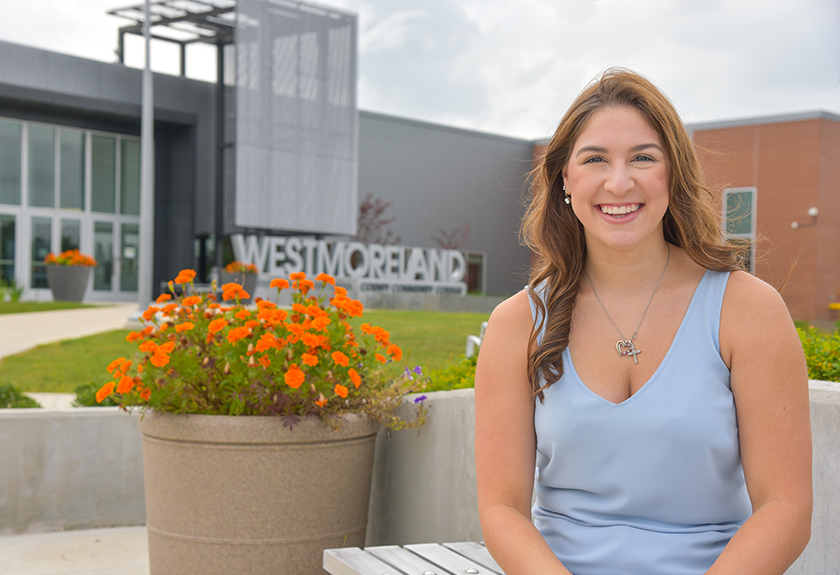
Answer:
[{"left": 120, "top": 223, "right": 138, "bottom": 292}]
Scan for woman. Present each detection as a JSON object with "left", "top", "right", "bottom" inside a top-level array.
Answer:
[{"left": 475, "top": 69, "right": 812, "bottom": 575}]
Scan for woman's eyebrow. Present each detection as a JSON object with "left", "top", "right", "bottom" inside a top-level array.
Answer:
[{"left": 575, "top": 143, "right": 664, "bottom": 157}]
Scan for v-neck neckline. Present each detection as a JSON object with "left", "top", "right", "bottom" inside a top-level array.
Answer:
[{"left": 564, "top": 269, "right": 713, "bottom": 408}]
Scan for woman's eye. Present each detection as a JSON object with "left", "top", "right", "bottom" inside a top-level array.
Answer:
[
  {"left": 583, "top": 156, "right": 605, "bottom": 164},
  {"left": 633, "top": 154, "right": 655, "bottom": 162}
]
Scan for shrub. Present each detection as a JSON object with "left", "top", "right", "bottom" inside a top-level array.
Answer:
[
  {"left": 426, "top": 354, "right": 477, "bottom": 392},
  {"left": 73, "top": 381, "right": 118, "bottom": 407},
  {"left": 0, "top": 383, "right": 42, "bottom": 408},
  {"left": 798, "top": 322, "right": 840, "bottom": 383}
]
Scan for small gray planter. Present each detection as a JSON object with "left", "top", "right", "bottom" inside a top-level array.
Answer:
[
  {"left": 46, "top": 265, "right": 92, "bottom": 302},
  {"left": 219, "top": 271, "right": 257, "bottom": 304}
]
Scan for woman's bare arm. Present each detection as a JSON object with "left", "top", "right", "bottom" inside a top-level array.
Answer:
[
  {"left": 475, "top": 290, "right": 573, "bottom": 575},
  {"left": 707, "top": 271, "right": 813, "bottom": 574}
]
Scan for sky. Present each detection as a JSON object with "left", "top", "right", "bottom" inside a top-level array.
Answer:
[{"left": 2, "top": 0, "right": 838, "bottom": 140}]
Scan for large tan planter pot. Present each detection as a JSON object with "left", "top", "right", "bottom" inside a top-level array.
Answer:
[{"left": 138, "top": 411, "right": 379, "bottom": 575}]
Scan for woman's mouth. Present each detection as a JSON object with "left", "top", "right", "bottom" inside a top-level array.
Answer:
[{"left": 598, "top": 203, "right": 641, "bottom": 218}]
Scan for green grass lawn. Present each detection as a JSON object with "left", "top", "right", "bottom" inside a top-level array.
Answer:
[
  {"left": 0, "top": 301, "right": 99, "bottom": 314},
  {"left": 1, "top": 310, "right": 490, "bottom": 394}
]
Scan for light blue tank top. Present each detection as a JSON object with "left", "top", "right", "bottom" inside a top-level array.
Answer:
[{"left": 530, "top": 270, "right": 752, "bottom": 575}]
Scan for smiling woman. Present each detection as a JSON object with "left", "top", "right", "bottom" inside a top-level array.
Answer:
[{"left": 475, "top": 68, "right": 813, "bottom": 575}]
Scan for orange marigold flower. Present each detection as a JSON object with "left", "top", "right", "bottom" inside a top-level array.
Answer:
[
  {"left": 126, "top": 331, "right": 143, "bottom": 343},
  {"left": 257, "top": 300, "right": 277, "bottom": 310},
  {"left": 333, "top": 286, "right": 348, "bottom": 297},
  {"left": 255, "top": 334, "right": 277, "bottom": 353},
  {"left": 107, "top": 357, "right": 126, "bottom": 374},
  {"left": 301, "top": 353, "right": 318, "bottom": 367},
  {"left": 175, "top": 322, "right": 195, "bottom": 333},
  {"left": 222, "top": 282, "right": 243, "bottom": 291},
  {"left": 345, "top": 299, "right": 364, "bottom": 317},
  {"left": 387, "top": 344, "right": 403, "bottom": 361},
  {"left": 289, "top": 271, "right": 307, "bottom": 281},
  {"left": 156, "top": 293, "right": 172, "bottom": 303},
  {"left": 375, "top": 353, "right": 387, "bottom": 364},
  {"left": 316, "top": 273, "right": 335, "bottom": 285},
  {"left": 119, "top": 360, "right": 132, "bottom": 373},
  {"left": 300, "top": 279, "right": 315, "bottom": 293},
  {"left": 259, "top": 355, "right": 271, "bottom": 368},
  {"left": 116, "top": 375, "right": 135, "bottom": 394},
  {"left": 300, "top": 332, "right": 320, "bottom": 348},
  {"left": 269, "top": 278, "right": 289, "bottom": 289},
  {"left": 182, "top": 296, "right": 202, "bottom": 307},
  {"left": 162, "top": 303, "right": 178, "bottom": 315},
  {"left": 348, "top": 368, "right": 361, "bottom": 388},
  {"left": 315, "top": 394, "right": 327, "bottom": 407},
  {"left": 159, "top": 341, "right": 176, "bottom": 353},
  {"left": 139, "top": 341, "right": 157, "bottom": 353},
  {"left": 292, "top": 303, "right": 307, "bottom": 314},
  {"left": 284, "top": 365, "right": 305, "bottom": 389},
  {"left": 287, "top": 323, "right": 305, "bottom": 336},
  {"left": 245, "top": 320, "right": 260, "bottom": 330},
  {"left": 142, "top": 307, "right": 161, "bottom": 321},
  {"left": 311, "top": 316, "right": 331, "bottom": 331},
  {"left": 334, "top": 383, "right": 348, "bottom": 399},
  {"left": 139, "top": 387, "right": 152, "bottom": 401},
  {"left": 96, "top": 382, "right": 115, "bottom": 403},
  {"left": 150, "top": 352, "right": 170, "bottom": 368},
  {"left": 174, "top": 269, "right": 196, "bottom": 284},
  {"left": 235, "top": 309, "right": 251, "bottom": 319},
  {"left": 331, "top": 351, "right": 349, "bottom": 367},
  {"left": 207, "top": 318, "right": 228, "bottom": 337},
  {"left": 227, "top": 326, "right": 251, "bottom": 344}
]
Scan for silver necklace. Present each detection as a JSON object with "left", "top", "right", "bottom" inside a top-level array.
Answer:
[{"left": 583, "top": 244, "right": 670, "bottom": 365}]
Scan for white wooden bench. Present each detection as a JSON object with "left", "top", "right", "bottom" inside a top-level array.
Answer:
[
  {"left": 324, "top": 542, "right": 504, "bottom": 575},
  {"left": 465, "top": 321, "right": 488, "bottom": 358}
]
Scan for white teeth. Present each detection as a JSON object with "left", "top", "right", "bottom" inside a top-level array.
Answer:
[{"left": 600, "top": 204, "right": 640, "bottom": 215}]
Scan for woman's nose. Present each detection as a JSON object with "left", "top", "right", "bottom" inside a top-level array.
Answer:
[{"left": 604, "top": 165, "right": 634, "bottom": 196}]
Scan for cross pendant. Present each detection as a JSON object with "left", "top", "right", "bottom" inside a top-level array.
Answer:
[{"left": 616, "top": 339, "right": 641, "bottom": 364}]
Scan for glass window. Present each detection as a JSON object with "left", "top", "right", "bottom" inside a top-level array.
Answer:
[
  {"left": 61, "top": 219, "right": 81, "bottom": 252},
  {"left": 0, "top": 214, "right": 14, "bottom": 284},
  {"left": 120, "top": 223, "right": 139, "bottom": 292},
  {"left": 91, "top": 135, "right": 116, "bottom": 213},
  {"left": 28, "top": 125, "right": 55, "bottom": 208},
  {"left": 31, "top": 216, "right": 51, "bottom": 288},
  {"left": 725, "top": 190, "right": 753, "bottom": 236},
  {"left": 59, "top": 129, "right": 85, "bottom": 210},
  {"left": 94, "top": 221, "right": 113, "bottom": 291},
  {"left": 0, "top": 120, "right": 21, "bottom": 205},
  {"left": 120, "top": 139, "right": 141, "bottom": 215}
]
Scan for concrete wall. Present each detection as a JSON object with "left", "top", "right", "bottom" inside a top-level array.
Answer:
[{"left": 1, "top": 384, "right": 838, "bottom": 574}]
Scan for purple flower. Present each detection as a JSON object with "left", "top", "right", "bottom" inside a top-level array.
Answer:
[
  {"left": 413, "top": 395, "right": 427, "bottom": 404},
  {"left": 412, "top": 366, "right": 423, "bottom": 376}
]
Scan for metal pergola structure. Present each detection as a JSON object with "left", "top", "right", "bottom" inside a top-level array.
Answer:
[
  {"left": 109, "top": 0, "right": 236, "bottom": 77},
  {"left": 108, "top": 0, "right": 237, "bottom": 278}
]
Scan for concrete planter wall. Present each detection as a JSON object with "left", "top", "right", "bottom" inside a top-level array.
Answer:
[
  {"left": 46, "top": 266, "right": 91, "bottom": 302},
  {"left": 1, "top": 383, "right": 838, "bottom": 573}
]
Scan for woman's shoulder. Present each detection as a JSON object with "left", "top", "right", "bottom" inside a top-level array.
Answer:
[{"left": 489, "top": 288, "right": 534, "bottom": 332}]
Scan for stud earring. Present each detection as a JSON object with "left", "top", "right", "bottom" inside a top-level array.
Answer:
[{"left": 563, "top": 184, "right": 571, "bottom": 205}]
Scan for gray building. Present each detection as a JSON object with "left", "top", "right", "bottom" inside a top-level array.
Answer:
[{"left": 0, "top": 39, "right": 533, "bottom": 302}]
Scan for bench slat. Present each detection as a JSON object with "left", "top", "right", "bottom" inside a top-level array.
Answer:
[
  {"left": 324, "top": 547, "right": 408, "bottom": 575},
  {"left": 405, "top": 543, "right": 496, "bottom": 575},
  {"left": 367, "top": 545, "right": 453, "bottom": 575},
  {"left": 443, "top": 542, "right": 504, "bottom": 574}
]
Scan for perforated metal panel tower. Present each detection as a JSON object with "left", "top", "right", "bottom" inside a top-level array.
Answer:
[{"left": 235, "top": 0, "right": 358, "bottom": 236}]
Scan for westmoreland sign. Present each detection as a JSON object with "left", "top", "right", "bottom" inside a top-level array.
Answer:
[{"left": 232, "top": 234, "right": 468, "bottom": 296}]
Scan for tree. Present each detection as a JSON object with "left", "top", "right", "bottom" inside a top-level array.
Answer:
[
  {"left": 355, "top": 194, "right": 401, "bottom": 245},
  {"left": 431, "top": 224, "right": 469, "bottom": 250}
]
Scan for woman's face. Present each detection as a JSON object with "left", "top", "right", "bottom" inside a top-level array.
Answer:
[{"left": 562, "top": 105, "right": 671, "bottom": 254}]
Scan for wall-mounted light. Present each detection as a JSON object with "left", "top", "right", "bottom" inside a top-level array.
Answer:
[{"left": 791, "top": 207, "right": 818, "bottom": 229}]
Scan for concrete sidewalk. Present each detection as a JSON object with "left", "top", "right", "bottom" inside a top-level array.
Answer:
[
  {"left": 0, "top": 302, "right": 139, "bottom": 409},
  {"left": 0, "top": 303, "right": 139, "bottom": 361},
  {"left": 0, "top": 526, "right": 149, "bottom": 575}
]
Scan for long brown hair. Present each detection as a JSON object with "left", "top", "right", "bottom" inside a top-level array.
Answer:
[{"left": 521, "top": 68, "right": 741, "bottom": 397}]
